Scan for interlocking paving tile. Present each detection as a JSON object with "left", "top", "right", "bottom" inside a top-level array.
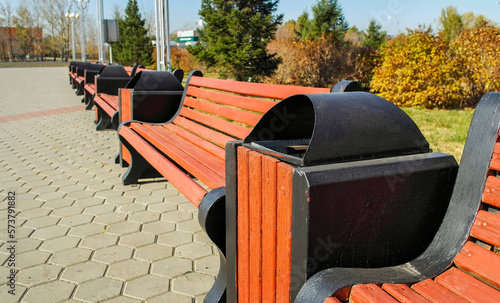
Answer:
[
  {"left": 61, "top": 261, "right": 108, "bottom": 283},
  {"left": 146, "top": 292, "right": 193, "bottom": 303},
  {"left": 30, "top": 225, "right": 69, "bottom": 240},
  {"left": 0, "top": 67, "right": 218, "bottom": 302},
  {"left": 107, "top": 221, "right": 141, "bottom": 235},
  {"left": 152, "top": 257, "right": 193, "bottom": 278},
  {"left": 58, "top": 213, "right": 95, "bottom": 227},
  {"left": 172, "top": 272, "right": 215, "bottom": 297},
  {"left": 123, "top": 275, "right": 170, "bottom": 300},
  {"left": 67, "top": 222, "right": 106, "bottom": 237},
  {"left": 22, "top": 280, "right": 76, "bottom": 303},
  {"left": 78, "top": 233, "right": 118, "bottom": 250},
  {"left": 39, "top": 236, "right": 81, "bottom": 252},
  {"left": 16, "top": 264, "right": 63, "bottom": 287},
  {"left": 119, "top": 232, "right": 156, "bottom": 248},
  {"left": 92, "top": 245, "right": 134, "bottom": 264},
  {"left": 142, "top": 220, "right": 175, "bottom": 235},
  {"left": 107, "top": 259, "right": 150, "bottom": 281},
  {"left": 49, "top": 247, "right": 93, "bottom": 267},
  {"left": 175, "top": 242, "right": 213, "bottom": 260},
  {"left": 161, "top": 210, "right": 193, "bottom": 223},
  {"left": 73, "top": 277, "right": 123, "bottom": 302},
  {"left": 157, "top": 231, "right": 193, "bottom": 247},
  {"left": 135, "top": 243, "right": 174, "bottom": 262}
]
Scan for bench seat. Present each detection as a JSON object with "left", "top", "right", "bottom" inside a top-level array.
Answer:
[{"left": 118, "top": 71, "right": 331, "bottom": 206}]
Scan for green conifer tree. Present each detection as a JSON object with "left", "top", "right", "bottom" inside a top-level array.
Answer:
[
  {"left": 362, "top": 19, "right": 386, "bottom": 49},
  {"left": 113, "top": 0, "right": 153, "bottom": 66},
  {"left": 311, "top": 0, "right": 348, "bottom": 41},
  {"left": 188, "top": 0, "right": 283, "bottom": 81}
]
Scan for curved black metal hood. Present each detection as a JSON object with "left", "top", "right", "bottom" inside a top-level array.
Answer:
[{"left": 244, "top": 92, "right": 430, "bottom": 166}]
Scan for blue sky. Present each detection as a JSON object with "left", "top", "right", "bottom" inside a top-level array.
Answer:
[{"left": 88, "top": 1, "right": 500, "bottom": 35}]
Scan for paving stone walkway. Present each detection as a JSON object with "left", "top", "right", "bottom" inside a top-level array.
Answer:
[{"left": 0, "top": 67, "right": 218, "bottom": 303}]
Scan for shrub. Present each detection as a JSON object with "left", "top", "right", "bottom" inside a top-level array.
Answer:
[
  {"left": 371, "top": 28, "right": 463, "bottom": 108},
  {"left": 451, "top": 25, "right": 500, "bottom": 107}
]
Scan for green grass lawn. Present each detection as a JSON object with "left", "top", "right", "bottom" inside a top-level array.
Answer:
[{"left": 402, "top": 107, "right": 475, "bottom": 162}]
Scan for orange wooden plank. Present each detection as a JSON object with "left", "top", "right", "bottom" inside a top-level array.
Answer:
[
  {"left": 276, "top": 162, "right": 294, "bottom": 303},
  {"left": 186, "top": 86, "right": 277, "bottom": 114},
  {"left": 350, "top": 284, "right": 399, "bottom": 303},
  {"left": 180, "top": 107, "right": 251, "bottom": 139},
  {"left": 99, "top": 93, "right": 119, "bottom": 108},
  {"left": 183, "top": 96, "right": 262, "bottom": 127},
  {"left": 249, "top": 152, "right": 263, "bottom": 303},
  {"left": 173, "top": 116, "right": 235, "bottom": 148},
  {"left": 436, "top": 267, "right": 500, "bottom": 303},
  {"left": 237, "top": 146, "right": 250, "bottom": 303},
  {"left": 163, "top": 123, "right": 225, "bottom": 160},
  {"left": 142, "top": 124, "right": 225, "bottom": 177},
  {"left": 94, "top": 95, "right": 116, "bottom": 117},
  {"left": 412, "top": 279, "right": 466, "bottom": 303},
  {"left": 382, "top": 284, "right": 431, "bottom": 303},
  {"left": 188, "top": 75, "right": 330, "bottom": 100},
  {"left": 490, "top": 158, "right": 500, "bottom": 171},
  {"left": 454, "top": 241, "right": 500, "bottom": 290},
  {"left": 120, "top": 88, "right": 133, "bottom": 164},
  {"left": 262, "top": 156, "right": 280, "bottom": 303},
  {"left": 470, "top": 210, "right": 500, "bottom": 247},
  {"left": 119, "top": 126, "right": 207, "bottom": 206},
  {"left": 130, "top": 123, "right": 225, "bottom": 189},
  {"left": 324, "top": 297, "right": 342, "bottom": 303},
  {"left": 482, "top": 176, "right": 500, "bottom": 208}
]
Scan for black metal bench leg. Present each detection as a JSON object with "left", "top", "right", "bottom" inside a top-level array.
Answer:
[
  {"left": 96, "top": 108, "right": 113, "bottom": 130},
  {"left": 198, "top": 188, "right": 227, "bottom": 303},
  {"left": 85, "top": 96, "right": 95, "bottom": 110},
  {"left": 120, "top": 136, "right": 154, "bottom": 185}
]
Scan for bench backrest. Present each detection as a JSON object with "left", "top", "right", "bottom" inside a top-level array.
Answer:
[{"left": 171, "top": 71, "right": 331, "bottom": 149}]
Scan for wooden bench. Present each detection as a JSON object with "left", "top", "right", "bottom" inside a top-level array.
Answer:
[
  {"left": 94, "top": 69, "right": 184, "bottom": 131},
  {"left": 117, "top": 70, "right": 333, "bottom": 205},
  {"left": 84, "top": 65, "right": 140, "bottom": 112},
  {"left": 292, "top": 92, "right": 500, "bottom": 303}
]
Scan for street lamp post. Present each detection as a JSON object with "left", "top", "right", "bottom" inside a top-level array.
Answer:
[
  {"left": 65, "top": 12, "right": 79, "bottom": 61},
  {"left": 74, "top": 0, "right": 90, "bottom": 61}
]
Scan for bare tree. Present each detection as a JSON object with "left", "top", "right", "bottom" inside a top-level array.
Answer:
[{"left": 35, "top": 0, "right": 74, "bottom": 61}]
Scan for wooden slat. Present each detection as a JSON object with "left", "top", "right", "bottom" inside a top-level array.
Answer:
[
  {"left": 482, "top": 176, "right": 500, "bottom": 208},
  {"left": 436, "top": 267, "right": 500, "bottom": 303},
  {"left": 188, "top": 75, "right": 330, "bottom": 100},
  {"left": 119, "top": 126, "right": 207, "bottom": 206},
  {"left": 186, "top": 86, "right": 276, "bottom": 114},
  {"left": 382, "top": 284, "right": 431, "bottom": 303},
  {"left": 99, "top": 93, "right": 119, "bottom": 108},
  {"left": 276, "top": 162, "right": 294, "bottom": 303},
  {"left": 141, "top": 124, "right": 225, "bottom": 177},
  {"left": 173, "top": 116, "right": 234, "bottom": 148},
  {"left": 94, "top": 95, "right": 117, "bottom": 117},
  {"left": 454, "top": 241, "right": 500, "bottom": 290},
  {"left": 130, "top": 123, "right": 225, "bottom": 189},
  {"left": 412, "top": 279, "right": 466, "bottom": 303},
  {"left": 490, "top": 158, "right": 500, "bottom": 171},
  {"left": 249, "top": 152, "right": 263, "bottom": 303},
  {"left": 237, "top": 147, "right": 250, "bottom": 303},
  {"left": 84, "top": 84, "right": 96, "bottom": 95},
  {"left": 163, "top": 123, "right": 225, "bottom": 160},
  {"left": 120, "top": 88, "right": 133, "bottom": 164},
  {"left": 183, "top": 96, "right": 262, "bottom": 126},
  {"left": 470, "top": 210, "right": 500, "bottom": 247},
  {"left": 180, "top": 107, "right": 251, "bottom": 139},
  {"left": 350, "top": 284, "right": 399, "bottom": 303},
  {"left": 324, "top": 297, "right": 342, "bottom": 303},
  {"left": 262, "top": 156, "right": 279, "bottom": 303}
]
